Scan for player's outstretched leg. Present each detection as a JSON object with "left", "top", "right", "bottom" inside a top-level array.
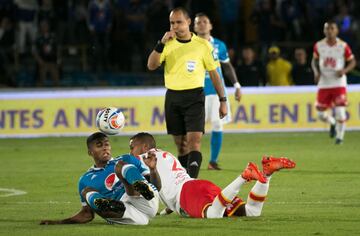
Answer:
[
  {"left": 241, "top": 162, "right": 267, "bottom": 183},
  {"left": 262, "top": 156, "right": 296, "bottom": 177},
  {"left": 206, "top": 162, "right": 266, "bottom": 218}
]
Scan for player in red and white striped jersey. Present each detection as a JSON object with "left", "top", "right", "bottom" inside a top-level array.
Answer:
[
  {"left": 129, "top": 132, "right": 296, "bottom": 219},
  {"left": 311, "top": 21, "right": 356, "bottom": 144}
]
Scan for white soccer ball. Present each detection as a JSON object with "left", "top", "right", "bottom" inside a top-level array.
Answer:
[{"left": 96, "top": 107, "right": 125, "bottom": 135}]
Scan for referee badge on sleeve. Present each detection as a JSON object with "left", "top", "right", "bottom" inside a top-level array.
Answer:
[{"left": 186, "top": 60, "right": 196, "bottom": 72}]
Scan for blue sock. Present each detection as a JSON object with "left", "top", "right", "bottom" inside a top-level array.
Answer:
[
  {"left": 86, "top": 191, "right": 105, "bottom": 211},
  {"left": 122, "top": 164, "right": 145, "bottom": 185},
  {"left": 210, "top": 131, "right": 223, "bottom": 163}
]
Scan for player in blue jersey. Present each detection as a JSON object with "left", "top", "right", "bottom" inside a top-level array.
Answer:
[
  {"left": 194, "top": 13, "right": 242, "bottom": 170},
  {"left": 40, "top": 132, "right": 159, "bottom": 225}
]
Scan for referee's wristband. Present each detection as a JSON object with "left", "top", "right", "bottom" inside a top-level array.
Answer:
[
  {"left": 233, "top": 82, "right": 241, "bottom": 89},
  {"left": 219, "top": 97, "right": 227, "bottom": 102},
  {"left": 154, "top": 40, "right": 164, "bottom": 53}
]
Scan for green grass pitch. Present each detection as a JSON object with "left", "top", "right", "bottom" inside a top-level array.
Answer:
[{"left": 1, "top": 131, "right": 360, "bottom": 236}]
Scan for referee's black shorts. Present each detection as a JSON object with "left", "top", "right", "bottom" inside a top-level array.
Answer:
[{"left": 165, "top": 87, "right": 205, "bottom": 135}]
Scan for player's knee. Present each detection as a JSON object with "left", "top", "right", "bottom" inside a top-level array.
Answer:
[
  {"left": 335, "top": 107, "right": 346, "bottom": 122},
  {"left": 317, "top": 111, "right": 327, "bottom": 121},
  {"left": 205, "top": 205, "right": 224, "bottom": 219},
  {"left": 245, "top": 204, "right": 261, "bottom": 217}
]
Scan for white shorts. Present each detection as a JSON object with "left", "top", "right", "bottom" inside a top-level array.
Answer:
[
  {"left": 107, "top": 191, "right": 159, "bottom": 225},
  {"left": 205, "top": 94, "right": 232, "bottom": 124}
]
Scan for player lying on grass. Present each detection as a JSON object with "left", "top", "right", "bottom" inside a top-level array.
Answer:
[
  {"left": 129, "top": 132, "right": 296, "bottom": 218},
  {"left": 40, "top": 132, "right": 159, "bottom": 225}
]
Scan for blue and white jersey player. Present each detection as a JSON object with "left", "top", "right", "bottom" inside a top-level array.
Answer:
[
  {"left": 40, "top": 132, "right": 159, "bottom": 226},
  {"left": 194, "top": 13, "right": 242, "bottom": 170}
]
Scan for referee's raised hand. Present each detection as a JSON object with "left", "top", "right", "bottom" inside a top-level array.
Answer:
[{"left": 161, "top": 31, "right": 176, "bottom": 44}]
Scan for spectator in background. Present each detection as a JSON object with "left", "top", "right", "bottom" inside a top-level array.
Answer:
[
  {"left": 33, "top": 20, "right": 60, "bottom": 86},
  {"left": 0, "top": 17, "right": 16, "bottom": 87},
  {"left": 236, "top": 46, "right": 266, "bottom": 86},
  {"left": 291, "top": 48, "right": 314, "bottom": 85},
  {"left": 266, "top": 46, "right": 293, "bottom": 86},
  {"left": 52, "top": 0, "right": 69, "bottom": 46},
  {"left": 146, "top": 0, "right": 170, "bottom": 47},
  {"left": 335, "top": 5, "right": 356, "bottom": 49},
  {"left": 123, "top": 0, "right": 148, "bottom": 72},
  {"left": 88, "top": 0, "right": 112, "bottom": 72},
  {"left": 38, "top": 0, "right": 55, "bottom": 31},
  {"left": 14, "top": 0, "right": 38, "bottom": 54},
  {"left": 251, "top": 0, "right": 286, "bottom": 57}
]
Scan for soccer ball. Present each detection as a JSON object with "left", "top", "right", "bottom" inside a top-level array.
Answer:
[{"left": 96, "top": 107, "right": 125, "bottom": 135}]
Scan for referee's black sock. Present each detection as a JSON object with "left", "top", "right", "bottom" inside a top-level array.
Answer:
[
  {"left": 178, "top": 154, "right": 189, "bottom": 169},
  {"left": 187, "top": 151, "right": 202, "bottom": 178}
]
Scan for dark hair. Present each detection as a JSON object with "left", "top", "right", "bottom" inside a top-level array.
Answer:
[
  {"left": 86, "top": 132, "right": 108, "bottom": 148},
  {"left": 195, "top": 12, "right": 210, "bottom": 20},
  {"left": 130, "top": 132, "right": 156, "bottom": 149},
  {"left": 171, "top": 7, "right": 190, "bottom": 19}
]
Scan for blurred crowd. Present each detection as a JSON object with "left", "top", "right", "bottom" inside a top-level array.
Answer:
[{"left": 0, "top": 0, "right": 359, "bottom": 87}]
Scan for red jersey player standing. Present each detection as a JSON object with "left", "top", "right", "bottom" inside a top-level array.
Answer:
[{"left": 311, "top": 21, "right": 356, "bottom": 144}]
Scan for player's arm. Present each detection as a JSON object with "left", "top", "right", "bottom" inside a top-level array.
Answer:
[
  {"left": 147, "top": 31, "right": 175, "bottom": 70},
  {"left": 143, "top": 151, "right": 162, "bottom": 191},
  {"left": 337, "top": 57, "right": 356, "bottom": 77},
  {"left": 311, "top": 43, "right": 321, "bottom": 84},
  {"left": 221, "top": 61, "right": 242, "bottom": 102},
  {"left": 209, "top": 69, "right": 228, "bottom": 118},
  {"left": 40, "top": 205, "right": 94, "bottom": 225},
  {"left": 311, "top": 57, "right": 320, "bottom": 84}
]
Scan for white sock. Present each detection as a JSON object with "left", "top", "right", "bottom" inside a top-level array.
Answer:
[
  {"left": 328, "top": 116, "right": 336, "bottom": 125},
  {"left": 206, "top": 176, "right": 247, "bottom": 218},
  {"left": 336, "top": 121, "right": 346, "bottom": 140},
  {"left": 245, "top": 177, "right": 271, "bottom": 217}
]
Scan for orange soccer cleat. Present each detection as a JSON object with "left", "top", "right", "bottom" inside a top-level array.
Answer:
[
  {"left": 241, "top": 162, "right": 267, "bottom": 183},
  {"left": 262, "top": 156, "right": 296, "bottom": 176}
]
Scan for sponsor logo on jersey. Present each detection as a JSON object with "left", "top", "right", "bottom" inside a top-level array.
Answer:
[{"left": 104, "top": 173, "right": 119, "bottom": 190}]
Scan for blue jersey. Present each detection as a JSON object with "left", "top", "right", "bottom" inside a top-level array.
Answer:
[
  {"left": 204, "top": 37, "right": 230, "bottom": 96},
  {"left": 78, "top": 154, "right": 149, "bottom": 205}
]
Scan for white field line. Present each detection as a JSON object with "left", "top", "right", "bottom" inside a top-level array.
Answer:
[{"left": 0, "top": 188, "right": 27, "bottom": 197}]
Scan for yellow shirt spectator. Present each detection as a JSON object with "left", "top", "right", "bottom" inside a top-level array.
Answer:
[
  {"left": 266, "top": 46, "right": 293, "bottom": 86},
  {"left": 266, "top": 58, "right": 293, "bottom": 86}
]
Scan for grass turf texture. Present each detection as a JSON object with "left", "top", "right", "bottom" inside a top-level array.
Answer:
[{"left": 0, "top": 131, "right": 359, "bottom": 236}]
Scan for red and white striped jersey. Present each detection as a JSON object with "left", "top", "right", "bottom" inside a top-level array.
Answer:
[
  {"left": 140, "top": 149, "right": 192, "bottom": 214},
  {"left": 313, "top": 38, "right": 354, "bottom": 88}
]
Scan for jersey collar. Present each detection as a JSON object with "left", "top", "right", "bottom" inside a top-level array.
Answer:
[{"left": 88, "top": 158, "right": 114, "bottom": 171}]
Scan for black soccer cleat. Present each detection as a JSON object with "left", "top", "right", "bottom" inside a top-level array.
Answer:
[
  {"left": 330, "top": 123, "right": 336, "bottom": 138},
  {"left": 133, "top": 180, "right": 155, "bottom": 200},
  {"left": 94, "top": 198, "right": 126, "bottom": 214},
  {"left": 335, "top": 138, "right": 343, "bottom": 145}
]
